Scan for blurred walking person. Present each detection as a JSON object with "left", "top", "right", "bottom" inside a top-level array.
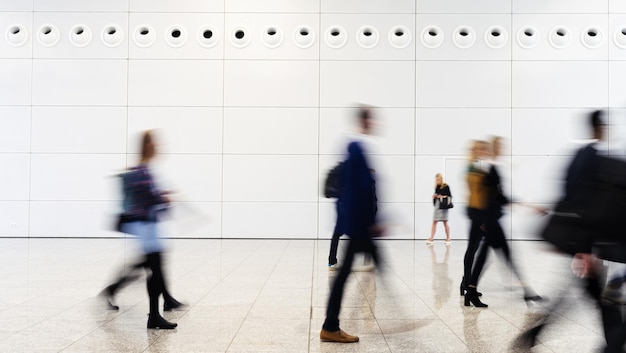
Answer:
[
  {"left": 515, "top": 110, "right": 626, "bottom": 353},
  {"left": 102, "top": 130, "right": 185, "bottom": 329},
  {"left": 466, "top": 137, "right": 542, "bottom": 303},
  {"left": 460, "top": 140, "right": 490, "bottom": 307},
  {"left": 320, "top": 107, "right": 384, "bottom": 343}
]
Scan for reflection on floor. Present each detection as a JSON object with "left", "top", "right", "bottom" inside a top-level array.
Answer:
[{"left": 0, "top": 238, "right": 611, "bottom": 352}]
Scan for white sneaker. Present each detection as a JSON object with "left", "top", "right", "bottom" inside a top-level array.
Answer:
[
  {"left": 328, "top": 263, "right": 340, "bottom": 271},
  {"left": 425, "top": 239, "right": 434, "bottom": 245}
]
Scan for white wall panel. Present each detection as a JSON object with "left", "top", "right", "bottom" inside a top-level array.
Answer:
[
  {"left": 418, "top": 0, "right": 510, "bottom": 14},
  {"left": 512, "top": 109, "right": 590, "bottom": 156},
  {"left": 416, "top": 15, "right": 511, "bottom": 61},
  {"left": 609, "top": 15, "right": 626, "bottom": 60},
  {"left": 513, "top": 0, "right": 607, "bottom": 14},
  {"left": 0, "top": 201, "right": 28, "bottom": 236},
  {"left": 0, "top": 106, "right": 30, "bottom": 153},
  {"left": 227, "top": 0, "right": 319, "bottom": 13},
  {"left": 129, "top": 13, "right": 224, "bottom": 60},
  {"left": 0, "top": 1, "right": 32, "bottom": 11},
  {"left": 512, "top": 14, "right": 608, "bottom": 61},
  {"left": 321, "top": 0, "right": 415, "bottom": 14},
  {"left": 378, "top": 202, "right": 414, "bottom": 239},
  {"left": 224, "top": 13, "right": 319, "bottom": 60},
  {"left": 321, "top": 61, "right": 415, "bottom": 108},
  {"left": 30, "top": 154, "right": 124, "bottom": 201},
  {"left": 223, "top": 155, "right": 318, "bottom": 202},
  {"left": 33, "top": 13, "right": 128, "bottom": 59},
  {"left": 148, "top": 154, "right": 222, "bottom": 202},
  {"left": 32, "top": 59, "right": 127, "bottom": 106},
  {"left": 0, "top": 12, "right": 32, "bottom": 58},
  {"left": 416, "top": 108, "right": 511, "bottom": 156},
  {"left": 224, "top": 60, "right": 318, "bottom": 107},
  {"left": 319, "top": 14, "right": 415, "bottom": 61},
  {"left": 0, "top": 59, "right": 31, "bottom": 105},
  {"left": 34, "top": 0, "right": 127, "bottom": 12},
  {"left": 374, "top": 156, "right": 414, "bottom": 203},
  {"left": 320, "top": 107, "right": 415, "bottom": 156},
  {"left": 31, "top": 107, "right": 126, "bottom": 154},
  {"left": 318, "top": 201, "right": 337, "bottom": 238},
  {"left": 29, "top": 201, "right": 119, "bottom": 237},
  {"left": 223, "top": 108, "right": 318, "bottom": 155},
  {"left": 159, "top": 202, "right": 221, "bottom": 238},
  {"left": 609, "top": 61, "right": 626, "bottom": 108},
  {"left": 128, "top": 60, "right": 223, "bottom": 107},
  {"left": 511, "top": 156, "right": 572, "bottom": 204},
  {"left": 127, "top": 107, "right": 223, "bottom": 154},
  {"left": 417, "top": 61, "right": 511, "bottom": 108},
  {"left": 222, "top": 202, "right": 317, "bottom": 238},
  {"left": 0, "top": 154, "right": 29, "bottom": 200},
  {"left": 415, "top": 156, "right": 451, "bottom": 203},
  {"left": 130, "top": 0, "right": 224, "bottom": 13},
  {"left": 610, "top": 0, "right": 626, "bottom": 13},
  {"left": 512, "top": 61, "right": 608, "bottom": 108},
  {"left": 608, "top": 108, "right": 626, "bottom": 156}
]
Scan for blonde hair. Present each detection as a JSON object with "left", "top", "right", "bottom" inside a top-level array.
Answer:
[{"left": 435, "top": 173, "right": 447, "bottom": 188}]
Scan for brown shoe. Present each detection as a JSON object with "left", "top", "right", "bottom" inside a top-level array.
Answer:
[{"left": 320, "top": 329, "right": 359, "bottom": 343}]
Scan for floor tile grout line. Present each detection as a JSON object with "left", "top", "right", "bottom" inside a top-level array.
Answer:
[{"left": 222, "top": 240, "right": 291, "bottom": 352}]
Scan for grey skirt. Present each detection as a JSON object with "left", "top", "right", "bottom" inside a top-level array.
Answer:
[{"left": 433, "top": 208, "right": 449, "bottom": 222}]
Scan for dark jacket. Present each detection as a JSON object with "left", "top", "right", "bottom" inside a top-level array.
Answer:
[
  {"left": 121, "top": 164, "right": 168, "bottom": 222},
  {"left": 338, "top": 140, "right": 377, "bottom": 239}
]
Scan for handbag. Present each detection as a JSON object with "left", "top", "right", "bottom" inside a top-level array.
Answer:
[{"left": 438, "top": 197, "right": 453, "bottom": 209}]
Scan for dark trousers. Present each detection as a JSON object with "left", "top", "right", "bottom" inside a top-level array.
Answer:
[
  {"left": 146, "top": 252, "right": 166, "bottom": 315},
  {"left": 463, "top": 208, "right": 487, "bottom": 287},
  {"left": 470, "top": 216, "right": 523, "bottom": 286},
  {"left": 328, "top": 203, "right": 343, "bottom": 266},
  {"left": 328, "top": 229, "right": 341, "bottom": 266},
  {"left": 322, "top": 237, "right": 379, "bottom": 332},
  {"left": 105, "top": 252, "right": 174, "bottom": 314}
]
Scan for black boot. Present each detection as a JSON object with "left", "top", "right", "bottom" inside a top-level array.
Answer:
[
  {"left": 147, "top": 314, "right": 177, "bottom": 329},
  {"left": 464, "top": 287, "right": 488, "bottom": 308},
  {"left": 460, "top": 278, "right": 482, "bottom": 297}
]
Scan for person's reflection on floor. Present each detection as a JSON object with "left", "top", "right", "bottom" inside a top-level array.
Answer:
[{"left": 428, "top": 244, "right": 452, "bottom": 310}]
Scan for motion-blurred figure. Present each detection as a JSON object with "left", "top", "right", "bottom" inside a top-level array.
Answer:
[
  {"left": 320, "top": 107, "right": 384, "bottom": 343},
  {"left": 515, "top": 110, "right": 626, "bottom": 353},
  {"left": 466, "top": 137, "right": 543, "bottom": 303},
  {"left": 323, "top": 161, "right": 345, "bottom": 271},
  {"left": 460, "top": 140, "right": 490, "bottom": 307},
  {"left": 101, "top": 130, "right": 185, "bottom": 329}
]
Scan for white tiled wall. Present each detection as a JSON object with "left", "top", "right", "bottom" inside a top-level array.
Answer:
[{"left": 0, "top": 1, "right": 621, "bottom": 239}]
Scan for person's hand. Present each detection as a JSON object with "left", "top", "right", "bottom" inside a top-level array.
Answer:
[
  {"left": 370, "top": 224, "right": 386, "bottom": 238},
  {"left": 571, "top": 253, "right": 596, "bottom": 278}
]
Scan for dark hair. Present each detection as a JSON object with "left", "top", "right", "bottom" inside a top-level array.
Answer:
[
  {"left": 357, "top": 106, "right": 372, "bottom": 128},
  {"left": 590, "top": 110, "right": 605, "bottom": 130},
  {"left": 140, "top": 130, "right": 154, "bottom": 161}
]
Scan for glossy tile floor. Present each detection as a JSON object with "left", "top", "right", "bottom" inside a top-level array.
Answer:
[{"left": 0, "top": 238, "right": 614, "bottom": 352}]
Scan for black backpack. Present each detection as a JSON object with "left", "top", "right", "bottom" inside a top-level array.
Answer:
[{"left": 323, "top": 162, "right": 344, "bottom": 198}]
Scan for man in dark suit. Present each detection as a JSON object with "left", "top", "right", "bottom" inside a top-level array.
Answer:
[{"left": 320, "top": 107, "right": 384, "bottom": 343}]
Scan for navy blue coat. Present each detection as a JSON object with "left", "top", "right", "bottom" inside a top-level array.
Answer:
[{"left": 338, "top": 140, "right": 377, "bottom": 239}]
